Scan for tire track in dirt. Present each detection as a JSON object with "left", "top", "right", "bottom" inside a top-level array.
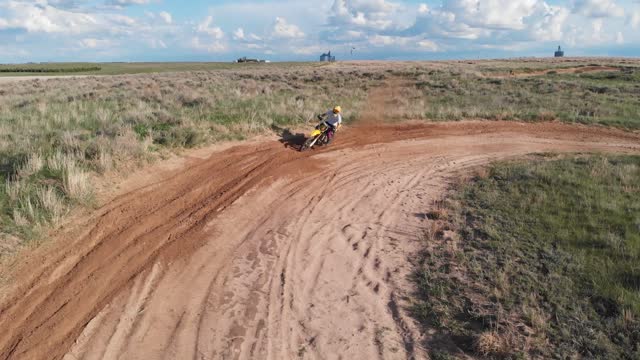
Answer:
[{"left": 0, "top": 121, "right": 638, "bottom": 360}]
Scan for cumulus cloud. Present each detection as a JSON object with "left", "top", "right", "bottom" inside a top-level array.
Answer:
[
  {"left": 406, "top": 0, "right": 575, "bottom": 45},
  {"left": 191, "top": 16, "right": 226, "bottom": 53},
  {"left": 0, "top": 1, "right": 99, "bottom": 33},
  {"left": 407, "top": 5, "right": 489, "bottom": 40},
  {"left": 527, "top": 2, "right": 570, "bottom": 41},
  {"left": 418, "top": 39, "right": 439, "bottom": 51},
  {"left": 321, "top": 0, "right": 423, "bottom": 54},
  {"left": 441, "top": 0, "right": 539, "bottom": 30},
  {"left": 233, "top": 27, "right": 245, "bottom": 40},
  {"left": 328, "top": 0, "right": 400, "bottom": 29},
  {"left": 197, "top": 16, "right": 224, "bottom": 39},
  {"left": 563, "top": 16, "right": 618, "bottom": 45},
  {"left": 272, "top": 17, "right": 304, "bottom": 38},
  {"left": 0, "top": 0, "right": 142, "bottom": 36},
  {"left": 159, "top": 11, "right": 172, "bottom": 25},
  {"left": 0, "top": 0, "right": 635, "bottom": 62},
  {"left": 232, "top": 28, "right": 262, "bottom": 42},
  {"left": 573, "top": 0, "right": 624, "bottom": 18}
]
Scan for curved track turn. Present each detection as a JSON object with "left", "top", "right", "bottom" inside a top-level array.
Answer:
[{"left": 0, "top": 121, "right": 639, "bottom": 360}]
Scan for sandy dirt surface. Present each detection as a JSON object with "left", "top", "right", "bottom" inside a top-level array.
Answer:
[{"left": 0, "top": 121, "right": 639, "bottom": 360}]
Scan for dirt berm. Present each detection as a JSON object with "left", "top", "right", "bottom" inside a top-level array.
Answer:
[{"left": 0, "top": 121, "right": 639, "bottom": 360}]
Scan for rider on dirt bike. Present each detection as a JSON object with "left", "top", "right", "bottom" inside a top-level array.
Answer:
[{"left": 316, "top": 106, "right": 342, "bottom": 144}]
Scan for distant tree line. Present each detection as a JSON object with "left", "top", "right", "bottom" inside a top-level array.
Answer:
[{"left": 0, "top": 66, "right": 101, "bottom": 73}]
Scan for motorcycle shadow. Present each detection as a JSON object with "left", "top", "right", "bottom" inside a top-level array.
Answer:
[{"left": 272, "top": 125, "right": 307, "bottom": 151}]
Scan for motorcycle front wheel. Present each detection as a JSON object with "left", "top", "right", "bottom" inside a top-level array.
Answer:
[{"left": 300, "top": 136, "right": 318, "bottom": 152}]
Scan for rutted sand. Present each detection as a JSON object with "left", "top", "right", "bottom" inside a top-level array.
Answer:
[{"left": 0, "top": 121, "right": 639, "bottom": 360}]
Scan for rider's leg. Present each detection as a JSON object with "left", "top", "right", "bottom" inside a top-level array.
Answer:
[{"left": 326, "top": 125, "right": 336, "bottom": 144}]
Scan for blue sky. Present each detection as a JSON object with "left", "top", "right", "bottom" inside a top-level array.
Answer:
[{"left": 0, "top": 0, "right": 638, "bottom": 63}]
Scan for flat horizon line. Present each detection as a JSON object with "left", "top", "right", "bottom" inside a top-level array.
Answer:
[{"left": 2, "top": 56, "right": 639, "bottom": 65}]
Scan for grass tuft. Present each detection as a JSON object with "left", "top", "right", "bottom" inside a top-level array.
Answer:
[
  {"left": 63, "top": 164, "right": 92, "bottom": 202},
  {"left": 36, "top": 186, "right": 65, "bottom": 225},
  {"left": 474, "top": 331, "right": 505, "bottom": 356}
]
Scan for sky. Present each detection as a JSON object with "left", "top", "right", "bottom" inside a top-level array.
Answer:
[{"left": 0, "top": 0, "right": 638, "bottom": 63}]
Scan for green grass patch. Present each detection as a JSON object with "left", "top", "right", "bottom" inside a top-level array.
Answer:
[{"left": 412, "top": 155, "right": 640, "bottom": 359}]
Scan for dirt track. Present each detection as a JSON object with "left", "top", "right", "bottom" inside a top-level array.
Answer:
[
  {"left": 0, "top": 121, "right": 639, "bottom": 360},
  {"left": 492, "top": 65, "right": 622, "bottom": 78}
]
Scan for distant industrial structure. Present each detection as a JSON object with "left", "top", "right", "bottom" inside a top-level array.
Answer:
[
  {"left": 554, "top": 46, "right": 564, "bottom": 58},
  {"left": 320, "top": 51, "right": 336, "bottom": 62}
]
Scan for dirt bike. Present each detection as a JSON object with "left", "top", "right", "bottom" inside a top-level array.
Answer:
[{"left": 299, "top": 122, "right": 334, "bottom": 152}]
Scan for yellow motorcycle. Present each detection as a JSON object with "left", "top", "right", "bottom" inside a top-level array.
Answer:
[{"left": 300, "top": 122, "right": 332, "bottom": 152}]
